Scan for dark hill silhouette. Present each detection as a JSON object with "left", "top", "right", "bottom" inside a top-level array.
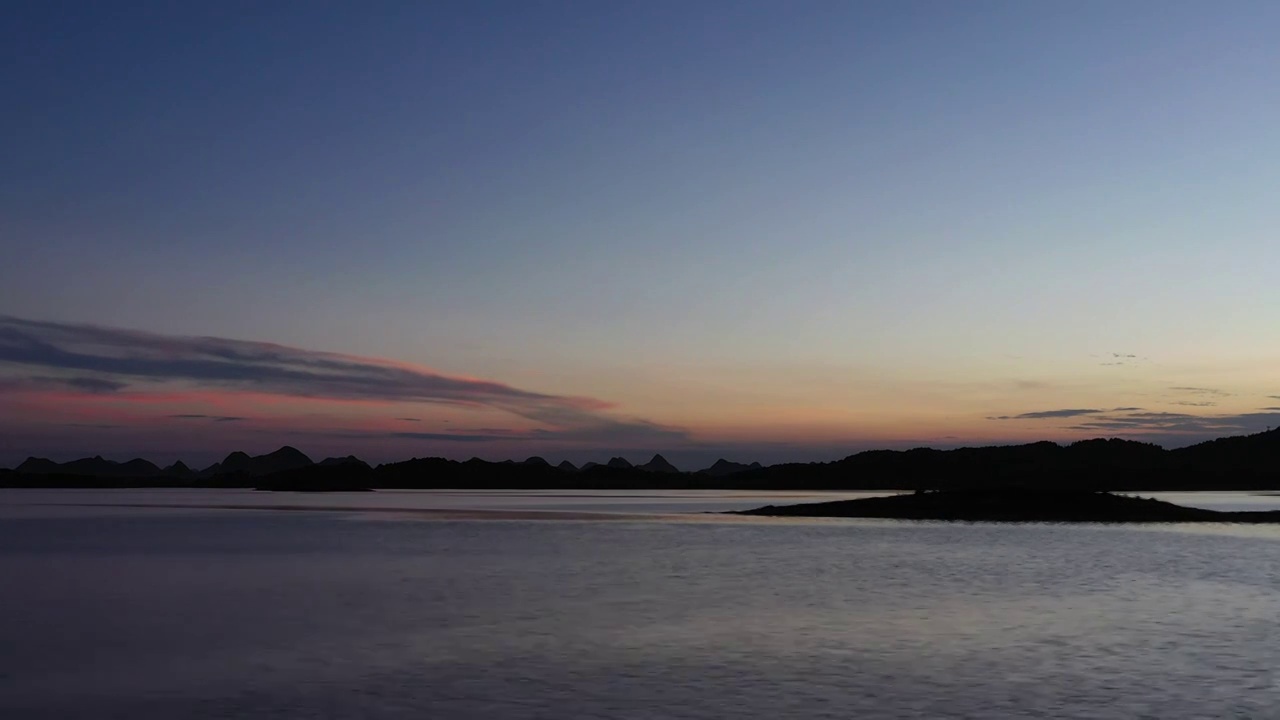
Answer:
[
  {"left": 735, "top": 432, "right": 1280, "bottom": 491},
  {"left": 15, "top": 457, "right": 61, "bottom": 474},
  {"left": 6, "top": 427, "right": 1280, "bottom": 490},
  {"left": 318, "top": 455, "right": 368, "bottom": 468},
  {"left": 733, "top": 487, "right": 1280, "bottom": 524},
  {"left": 1172, "top": 429, "right": 1280, "bottom": 478},
  {"left": 115, "top": 458, "right": 162, "bottom": 476},
  {"left": 557, "top": 460, "right": 579, "bottom": 472},
  {"left": 201, "top": 446, "right": 313, "bottom": 478},
  {"left": 701, "top": 459, "right": 763, "bottom": 477},
  {"left": 251, "top": 446, "right": 314, "bottom": 474},
  {"left": 523, "top": 456, "right": 551, "bottom": 466},
  {"left": 17, "top": 455, "right": 162, "bottom": 478},
  {"left": 639, "top": 454, "right": 679, "bottom": 473},
  {"left": 7, "top": 447, "right": 317, "bottom": 487},
  {"left": 203, "top": 450, "right": 252, "bottom": 476},
  {"left": 163, "top": 461, "right": 196, "bottom": 480}
]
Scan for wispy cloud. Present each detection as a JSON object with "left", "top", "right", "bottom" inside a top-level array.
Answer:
[
  {"left": 1169, "top": 386, "right": 1231, "bottom": 398},
  {"left": 390, "top": 431, "right": 512, "bottom": 443},
  {"left": 383, "top": 419, "right": 689, "bottom": 445},
  {"left": 0, "top": 375, "right": 127, "bottom": 394},
  {"left": 985, "top": 402, "right": 1280, "bottom": 445},
  {"left": 1099, "top": 352, "right": 1148, "bottom": 367},
  {"left": 1065, "top": 410, "right": 1280, "bottom": 435},
  {"left": 168, "top": 414, "right": 245, "bottom": 423},
  {"left": 990, "top": 408, "right": 1101, "bottom": 420},
  {"left": 0, "top": 316, "right": 685, "bottom": 443},
  {"left": 323, "top": 417, "right": 690, "bottom": 448}
]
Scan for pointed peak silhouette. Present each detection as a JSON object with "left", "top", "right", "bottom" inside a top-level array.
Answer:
[
  {"left": 639, "top": 454, "right": 679, "bottom": 473},
  {"left": 163, "top": 461, "right": 196, "bottom": 478}
]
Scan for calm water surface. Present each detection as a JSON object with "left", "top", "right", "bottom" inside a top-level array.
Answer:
[{"left": 2, "top": 489, "right": 1280, "bottom": 718}]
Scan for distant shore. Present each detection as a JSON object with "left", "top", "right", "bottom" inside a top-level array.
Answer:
[{"left": 732, "top": 488, "right": 1280, "bottom": 524}]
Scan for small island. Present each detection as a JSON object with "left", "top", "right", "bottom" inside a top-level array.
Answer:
[{"left": 733, "top": 487, "right": 1280, "bottom": 524}]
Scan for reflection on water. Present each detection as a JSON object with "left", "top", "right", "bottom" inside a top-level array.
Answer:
[
  {"left": 2, "top": 490, "right": 1279, "bottom": 718},
  {"left": 0, "top": 487, "right": 902, "bottom": 518},
  {"left": 7, "top": 487, "right": 1280, "bottom": 518}
]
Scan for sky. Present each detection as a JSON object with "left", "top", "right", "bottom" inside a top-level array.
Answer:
[{"left": 3, "top": 1, "right": 1280, "bottom": 470}]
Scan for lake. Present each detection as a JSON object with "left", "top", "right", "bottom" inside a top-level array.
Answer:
[{"left": 3, "top": 489, "right": 1280, "bottom": 718}]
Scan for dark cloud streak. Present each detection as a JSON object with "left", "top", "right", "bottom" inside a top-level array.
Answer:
[
  {"left": 0, "top": 316, "right": 687, "bottom": 443},
  {"left": 0, "top": 375, "right": 127, "bottom": 394}
]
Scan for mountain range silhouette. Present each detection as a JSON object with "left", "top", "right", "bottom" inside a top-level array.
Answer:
[
  {"left": 15, "top": 446, "right": 317, "bottom": 480},
  {"left": 4, "top": 428, "right": 1280, "bottom": 490}
]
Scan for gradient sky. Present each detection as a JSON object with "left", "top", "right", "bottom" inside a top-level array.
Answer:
[{"left": 4, "top": 1, "right": 1280, "bottom": 469}]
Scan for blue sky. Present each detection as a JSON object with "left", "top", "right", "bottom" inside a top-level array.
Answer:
[{"left": 3, "top": 1, "right": 1279, "bottom": 468}]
